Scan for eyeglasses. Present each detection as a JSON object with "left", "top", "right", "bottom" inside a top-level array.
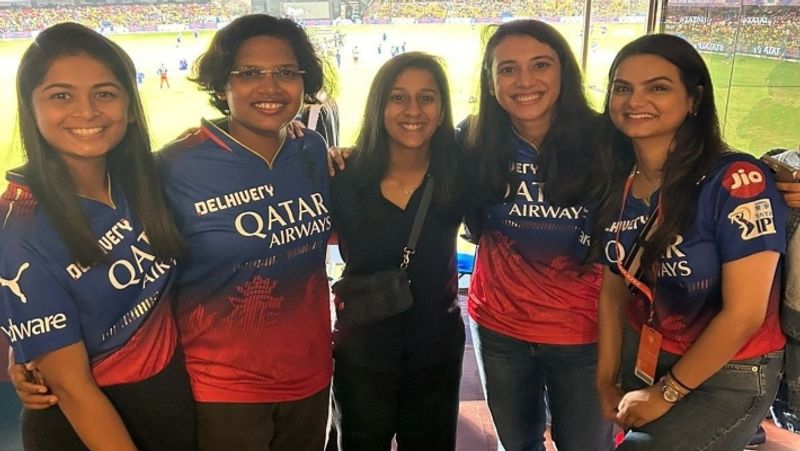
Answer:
[{"left": 228, "top": 66, "right": 306, "bottom": 82}]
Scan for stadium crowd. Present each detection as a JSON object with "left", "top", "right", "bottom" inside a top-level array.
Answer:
[
  {"left": 666, "top": 5, "right": 799, "bottom": 53},
  {"left": 0, "top": 2, "right": 231, "bottom": 34},
  {"left": 365, "top": 0, "right": 649, "bottom": 21}
]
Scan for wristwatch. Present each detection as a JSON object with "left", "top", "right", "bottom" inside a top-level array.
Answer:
[{"left": 660, "top": 378, "right": 682, "bottom": 403}]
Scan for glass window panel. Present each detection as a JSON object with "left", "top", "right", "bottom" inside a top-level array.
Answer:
[
  {"left": 584, "top": 0, "right": 649, "bottom": 110},
  {"left": 663, "top": 0, "right": 800, "bottom": 154}
]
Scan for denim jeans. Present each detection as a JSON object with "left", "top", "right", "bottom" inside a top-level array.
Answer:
[
  {"left": 470, "top": 321, "right": 614, "bottom": 451},
  {"left": 618, "top": 326, "right": 784, "bottom": 450}
]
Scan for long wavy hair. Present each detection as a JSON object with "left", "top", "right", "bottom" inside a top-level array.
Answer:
[
  {"left": 591, "top": 34, "right": 726, "bottom": 284},
  {"left": 350, "top": 52, "right": 460, "bottom": 209},
  {"left": 465, "top": 19, "right": 599, "bottom": 206},
  {"left": 16, "top": 22, "right": 183, "bottom": 266}
]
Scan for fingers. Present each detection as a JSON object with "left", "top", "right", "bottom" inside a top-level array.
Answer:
[
  {"left": 16, "top": 382, "right": 57, "bottom": 409},
  {"left": 9, "top": 363, "right": 32, "bottom": 387},
  {"left": 601, "top": 406, "right": 619, "bottom": 423},
  {"left": 777, "top": 182, "right": 800, "bottom": 208},
  {"left": 10, "top": 364, "right": 57, "bottom": 409},
  {"left": 616, "top": 398, "right": 636, "bottom": 429},
  {"left": 616, "top": 410, "right": 637, "bottom": 429},
  {"left": 342, "top": 148, "right": 353, "bottom": 160},
  {"left": 327, "top": 147, "right": 347, "bottom": 177},
  {"left": 326, "top": 149, "right": 337, "bottom": 177},
  {"left": 776, "top": 181, "right": 800, "bottom": 192},
  {"left": 286, "top": 120, "right": 305, "bottom": 140}
]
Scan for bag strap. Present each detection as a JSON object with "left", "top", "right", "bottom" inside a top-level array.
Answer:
[
  {"left": 306, "top": 104, "right": 321, "bottom": 131},
  {"left": 401, "top": 175, "right": 434, "bottom": 269}
]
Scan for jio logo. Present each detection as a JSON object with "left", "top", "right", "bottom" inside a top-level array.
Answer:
[
  {"left": 724, "top": 162, "right": 766, "bottom": 199},
  {"left": 730, "top": 168, "right": 763, "bottom": 190}
]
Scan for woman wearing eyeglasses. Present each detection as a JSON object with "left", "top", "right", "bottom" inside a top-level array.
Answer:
[
  {"left": 7, "top": 15, "right": 334, "bottom": 451},
  {"left": 156, "top": 14, "right": 335, "bottom": 450}
]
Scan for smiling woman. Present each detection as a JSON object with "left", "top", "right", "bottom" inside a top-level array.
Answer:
[
  {"left": 217, "top": 35, "right": 306, "bottom": 162},
  {"left": 31, "top": 55, "right": 132, "bottom": 185},
  {"left": 0, "top": 22, "right": 194, "bottom": 451},
  {"left": 461, "top": 20, "right": 613, "bottom": 451},
  {"left": 383, "top": 67, "right": 444, "bottom": 159},
  {"left": 157, "top": 14, "right": 337, "bottom": 451},
  {"left": 329, "top": 52, "right": 465, "bottom": 451},
  {"left": 593, "top": 34, "right": 786, "bottom": 450}
]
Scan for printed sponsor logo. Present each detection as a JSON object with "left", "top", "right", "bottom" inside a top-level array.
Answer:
[
  {"left": 604, "top": 239, "right": 625, "bottom": 263},
  {"left": 234, "top": 192, "right": 331, "bottom": 248},
  {"left": 194, "top": 184, "right": 275, "bottom": 216},
  {"left": 660, "top": 235, "right": 692, "bottom": 277},
  {"left": 727, "top": 199, "right": 776, "bottom": 240},
  {"left": 1, "top": 313, "right": 67, "bottom": 343},
  {"left": 1, "top": 262, "right": 30, "bottom": 303},
  {"left": 66, "top": 231, "right": 173, "bottom": 290},
  {"left": 695, "top": 42, "right": 726, "bottom": 52},
  {"left": 723, "top": 162, "right": 766, "bottom": 199}
]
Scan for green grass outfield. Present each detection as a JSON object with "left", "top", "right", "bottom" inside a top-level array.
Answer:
[{"left": 0, "top": 23, "right": 797, "bottom": 185}]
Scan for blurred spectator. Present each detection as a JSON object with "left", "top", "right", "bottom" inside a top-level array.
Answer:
[{"left": 0, "top": 2, "right": 232, "bottom": 33}]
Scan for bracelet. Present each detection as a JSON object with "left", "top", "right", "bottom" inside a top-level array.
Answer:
[
  {"left": 664, "top": 375, "right": 688, "bottom": 397},
  {"left": 659, "top": 376, "right": 685, "bottom": 403},
  {"left": 668, "top": 368, "right": 695, "bottom": 392}
]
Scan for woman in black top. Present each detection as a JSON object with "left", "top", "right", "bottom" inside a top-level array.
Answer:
[{"left": 329, "top": 52, "right": 465, "bottom": 451}]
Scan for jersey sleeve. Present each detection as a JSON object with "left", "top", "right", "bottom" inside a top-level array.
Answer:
[
  {"left": 0, "top": 243, "right": 82, "bottom": 364},
  {"left": 709, "top": 158, "right": 787, "bottom": 263}
]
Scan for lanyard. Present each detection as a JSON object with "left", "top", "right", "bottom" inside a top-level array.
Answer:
[{"left": 614, "top": 169, "right": 662, "bottom": 324}]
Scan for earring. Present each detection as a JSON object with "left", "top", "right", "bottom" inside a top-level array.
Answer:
[
  {"left": 690, "top": 110, "right": 698, "bottom": 117},
  {"left": 488, "top": 89, "right": 495, "bottom": 96}
]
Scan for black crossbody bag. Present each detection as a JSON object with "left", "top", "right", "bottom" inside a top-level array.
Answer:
[{"left": 332, "top": 176, "right": 434, "bottom": 327}]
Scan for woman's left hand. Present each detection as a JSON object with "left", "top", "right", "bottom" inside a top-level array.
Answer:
[
  {"left": 615, "top": 385, "right": 674, "bottom": 429},
  {"left": 327, "top": 147, "right": 353, "bottom": 176}
]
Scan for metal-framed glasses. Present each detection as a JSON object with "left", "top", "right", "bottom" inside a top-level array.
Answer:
[{"left": 228, "top": 66, "right": 306, "bottom": 82}]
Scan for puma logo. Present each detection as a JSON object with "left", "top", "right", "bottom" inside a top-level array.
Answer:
[{"left": 1, "top": 263, "right": 30, "bottom": 303}]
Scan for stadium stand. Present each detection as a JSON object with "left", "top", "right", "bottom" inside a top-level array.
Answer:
[
  {"left": 0, "top": 2, "right": 231, "bottom": 35},
  {"left": 666, "top": 5, "right": 799, "bottom": 60}
]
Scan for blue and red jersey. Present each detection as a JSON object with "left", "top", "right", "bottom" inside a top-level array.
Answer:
[
  {"left": 0, "top": 172, "right": 178, "bottom": 386},
  {"left": 468, "top": 128, "right": 602, "bottom": 345},
  {"left": 158, "top": 118, "right": 332, "bottom": 403},
  {"left": 601, "top": 154, "right": 787, "bottom": 359}
]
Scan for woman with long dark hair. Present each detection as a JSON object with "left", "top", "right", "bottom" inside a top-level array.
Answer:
[
  {"left": 330, "top": 52, "right": 465, "bottom": 450},
  {"left": 0, "top": 22, "right": 194, "bottom": 450},
  {"left": 462, "top": 19, "right": 613, "bottom": 451},
  {"left": 9, "top": 15, "right": 335, "bottom": 451},
  {"left": 594, "top": 34, "right": 786, "bottom": 449}
]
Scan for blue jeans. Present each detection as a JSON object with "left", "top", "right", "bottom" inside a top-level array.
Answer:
[
  {"left": 470, "top": 321, "right": 614, "bottom": 451},
  {"left": 618, "top": 326, "right": 784, "bottom": 450}
]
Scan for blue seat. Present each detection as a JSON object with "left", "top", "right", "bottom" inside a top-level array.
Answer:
[{"left": 457, "top": 251, "right": 475, "bottom": 277}]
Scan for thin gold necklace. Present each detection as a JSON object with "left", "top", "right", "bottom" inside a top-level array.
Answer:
[
  {"left": 387, "top": 175, "right": 420, "bottom": 196},
  {"left": 634, "top": 167, "right": 661, "bottom": 206}
]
